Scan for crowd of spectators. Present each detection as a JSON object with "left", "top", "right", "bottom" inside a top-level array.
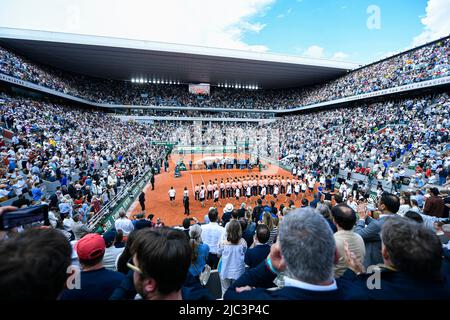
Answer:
[
  {"left": 1, "top": 36, "right": 448, "bottom": 110},
  {"left": 1, "top": 190, "right": 449, "bottom": 300},
  {"left": 0, "top": 35, "right": 449, "bottom": 301},
  {"left": 275, "top": 93, "right": 450, "bottom": 189},
  {"left": 0, "top": 94, "right": 174, "bottom": 232}
]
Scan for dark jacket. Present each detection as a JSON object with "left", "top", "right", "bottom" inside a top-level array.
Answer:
[
  {"left": 245, "top": 244, "right": 271, "bottom": 269},
  {"left": 423, "top": 195, "right": 445, "bottom": 218},
  {"left": 339, "top": 267, "right": 450, "bottom": 300},
  {"left": 224, "top": 261, "right": 346, "bottom": 300},
  {"left": 354, "top": 215, "right": 393, "bottom": 268}
]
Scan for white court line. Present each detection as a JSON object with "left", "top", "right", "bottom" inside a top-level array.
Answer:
[
  {"left": 190, "top": 173, "right": 195, "bottom": 195},
  {"left": 200, "top": 174, "right": 205, "bottom": 185}
]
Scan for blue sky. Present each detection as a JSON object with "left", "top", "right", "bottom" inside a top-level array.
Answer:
[
  {"left": 0, "top": 0, "right": 449, "bottom": 65},
  {"left": 244, "top": 0, "right": 430, "bottom": 64}
]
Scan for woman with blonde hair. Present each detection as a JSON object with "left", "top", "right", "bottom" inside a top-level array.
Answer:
[{"left": 261, "top": 211, "right": 278, "bottom": 246}]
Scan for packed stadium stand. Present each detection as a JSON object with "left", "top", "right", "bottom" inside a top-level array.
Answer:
[{"left": 0, "top": 29, "right": 449, "bottom": 301}]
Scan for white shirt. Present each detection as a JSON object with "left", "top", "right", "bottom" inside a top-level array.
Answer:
[
  {"left": 168, "top": 189, "right": 176, "bottom": 197},
  {"left": 214, "top": 190, "right": 219, "bottom": 199},
  {"left": 114, "top": 217, "right": 135, "bottom": 236},
  {"left": 284, "top": 277, "right": 338, "bottom": 292},
  {"left": 103, "top": 246, "right": 125, "bottom": 271},
  {"left": 274, "top": 186, "right": 279, "bottom": 194},
  {"left": 217, "top": 238, "right": 247, "bottom": 280},
  {"left": 201, "top": 222, "right": 225, "bottom": 254}
]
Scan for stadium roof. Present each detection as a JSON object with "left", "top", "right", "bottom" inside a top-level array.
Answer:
[{"left": 0, "top": 27, "right": 359, "bottom": 89}]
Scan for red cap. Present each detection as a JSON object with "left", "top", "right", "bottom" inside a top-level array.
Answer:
[{"left": 75, "top": 233, "right": 105, "bottom": 261}]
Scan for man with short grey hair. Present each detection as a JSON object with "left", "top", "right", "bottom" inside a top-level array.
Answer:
[
  {"left": 224, "top": 207, "right": 348, "bottom": 300},
  {"left": 71, "top": 214, "right": 91, "bottom": 240}
]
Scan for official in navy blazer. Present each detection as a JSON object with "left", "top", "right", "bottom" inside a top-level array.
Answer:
[
  {"left": 244, "top": 224, "right": 271, "bottom": 269},
  {"left": 224, "top": 208, "right": 351, "bottom": 300}
]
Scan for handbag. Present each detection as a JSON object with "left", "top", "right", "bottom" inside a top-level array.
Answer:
[
  {"left": 194, "top": 263, "right": 211, "bottom": 286},
  {"left": 199, "top": 264, "right": 211, "bottom": 286}
]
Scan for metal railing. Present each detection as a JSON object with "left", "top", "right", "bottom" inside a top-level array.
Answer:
[{"left": 87, "top": 169, "right": 152, "bottom": 231}]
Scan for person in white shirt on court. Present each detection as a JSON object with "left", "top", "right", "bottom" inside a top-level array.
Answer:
[
  {"left": 168, "top": 186, "right": 176, "bottom": 206},
  {"left": 214, "top": 188, "right": 222, "bottom": 207},
  {"left": 199, "top": 186, "right": 206, "bottom": 208}
]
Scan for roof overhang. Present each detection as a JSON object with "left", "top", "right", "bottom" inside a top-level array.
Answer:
[{"left": 0, "top": 28, "right": 359, "bottom": 89}]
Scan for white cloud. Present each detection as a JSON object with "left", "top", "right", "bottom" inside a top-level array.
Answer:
[
  {"left": 299, "top": 45, "right": 350, "bottom": 61},
  {"left": 413, "top": 0, "right": 450, "bottom": 46},
  {"left": 240, "top": 21, "right": 266, "bottom": 33},
  {"left": 0, "top": 0, "right": 274, "bottom": 52},
  {"left": 277, "top": 8, "right": 292, "bottom": 19},
  {"left": 303, "top": 45, "right": 325, "bottom": 58},
  {"left": 332, "top": 52, "right": 349, "bottom": 60}
]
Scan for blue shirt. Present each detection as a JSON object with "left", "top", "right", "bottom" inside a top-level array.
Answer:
[
  {"left": 31, "top": 187, "right": 43, "bottom": 201},
  {"left": 189, "top": 243, "right": 210, "bottom": 276},
  {"left": 60, "top": 176, "right": 68, "bottom": 186}
]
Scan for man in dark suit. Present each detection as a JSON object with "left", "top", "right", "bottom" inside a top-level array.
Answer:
[
  {"left": 138, "top": 191, "right": 145, "bottom": 211},
  {"left": 150, "top": 174, "right": 155, "bottom": 191},
  {"left": 342, "top": 216, "right": 450, "bottom": 299},
  {"left": 354, "top": 192, "right": 399, "bottom": 268},
  {"left": 224, "top": 208, "right": 349, "bottom": 300},
  {"left": 245, "top": 224, "right": 271, "bottom": 269}
]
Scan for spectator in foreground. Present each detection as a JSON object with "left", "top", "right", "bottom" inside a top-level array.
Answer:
[
  {"left": 71, "top": 214, "right": 91, "bottom": 240},
  {"left": 354, "top": 192, "right": 399, "bottom": 267},
  {"left": 0, "top": 228, "right": 72, "bottom": 300},
  {"left": 114, "top": 209, "right": 135, "bottom": 236},
  {"left": 133, "top": 213, "right": 153, "bottom": 230},
  {"left": 245, "top": 224, "right": 271, "bottom": 269},
  {"left": 344, "top": 216, "right": 450, "bottom": 299},
  {"left": 331, "top": 204, "right": 365, "bottom": 278},
  {"left": 201, "top": 207, "right": 225, "bottom": 269},
  {"left": 188, "top": 224, "right": 210, "bottom": 278},
  {"left": 423, "top": 187, "right": 445, "bottom": 218},
  {"left": 224, "top": 208, "right": 346, "bottom": 300},
  {"left": 60, "top": 233, "right": 125, "bottom": 300},
  {"left": 217, "top": 220, "right": 247, "bottom": 296},
  {"left": 102, "top": 230, "right": 125, "bottom": 271},
  {"left": 130, "top": 228, "right": 191, "bottom": 300}
]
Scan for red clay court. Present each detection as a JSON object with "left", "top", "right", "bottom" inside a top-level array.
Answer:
[{"left": 128, "top": 153, "right": 319, "bottom": 226}]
